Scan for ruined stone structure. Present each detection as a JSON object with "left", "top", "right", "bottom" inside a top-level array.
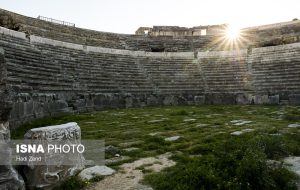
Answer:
[
  {"left": 0, "top": 8, "right": 299, "bottom": 130},
  {"left": 1, "top": 8, "right": 300, "bottom": 52},
  {"left": 0, "top": 36, "right": 25, "bottom": 189},
  {"left": 23, "top": 122, "right": 84, "bottom": 190},
  {"left": 0, "top": 123, "right": 25, "bottom": 190},
  {"left": 135, "top": 25, "right": 225, "bottom": 36}
]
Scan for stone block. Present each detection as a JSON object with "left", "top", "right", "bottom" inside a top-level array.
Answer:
[
  {"left": 163, "top": 95, "right": 178, "bottom": 105},
  {"left": 254, "top": 95, "right": 269, "bottom": 104},
  {"left": 146, "top": 95, "right": 159, "bottom": 106},
  {"left": 269, "top": 95, "right": 279, "bottom": 105},
  {"left": 289, "top": 94, "right": 300, "bottom": 105},
  {"left": 236, "top": 93, "right": 250, "bottom": 105},
  {"left": 0, "top": 122, "right": 25, "bottom": 190},
  {"left": 23, "top": 122, "right": 85, "bottom": 190},
  {"left": 78, "top": 166, "right": 115, "bottom": 181},
  {"left": 125, "top": 95, "right": 133, "bottom": 108},
  {"left": 194, "top": 95, "right": 205, "bottom": 105}
]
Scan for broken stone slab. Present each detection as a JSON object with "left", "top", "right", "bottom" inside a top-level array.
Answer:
[
  {"left": 283, "top": 157, "right": 300, "bottom": 176},
  {"left": 271, "top": 111, "right": 285, "bottom": 115},
  {"left": 84, "top": 121, "right": 97, "bottom": 124},
  {"left": 288, "top": 123, "right": 300, "bottom": 128},
  {"left": 148, "top": 132, "right": 162, "bottom": 136},
  {"left": 230, "top": 120, "right": 252, "bottom": 126},
  {"left": 147, "top": 118, "right": 168, "bottom": 124},
  {"left": 231, "top": 131, "right": 243, "bottom": 136},
  {"left": 105, "top": 145, "right": 121, "bottom": 155},
  {"left": 269, "top": 133, "right": 282, "bottom": 136},
  {"left": 105, "top": 156, "right": 131, "bottom": 165},
  {"left": 23, "top": 122, "right": 85, "bottom": 190},
  {"left": 231, "top": 129, "right": 255, "bottom": 136},
  {"left": 212, "top": 114, "right": 223, "bottom": 116},
  {"left": 134, "top": 184, "right": 154, "bottom": 190},
  {"left": 165, "top": 136, "right": 181, "bottom": 141},
  {"left": 0, "top": 122, "right": 25, "bottom": 190},
  {"left": 111, "top": 113, "right": 126, "bottom": 116},
  {"left": 196, "top": 124, "right": 209, "bottom": 128},
  {"left": 241, "top": 129, "right": 255, "bottom": 133},
  {"left": 183, "top": 118, "right": 196, "bottom": 122},
  {"left": 124, "top": 147, "right": 140, "bottom": 152},
  {"left": 78, "top": 165, "right": 115, "bottom": 181},
  {"left": 84, "top": 160, "right": 96, "bottom": 168}
]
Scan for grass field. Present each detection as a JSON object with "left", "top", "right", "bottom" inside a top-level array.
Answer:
[{"left": 12, "top": 105, "right": 300, "bottom": 190}]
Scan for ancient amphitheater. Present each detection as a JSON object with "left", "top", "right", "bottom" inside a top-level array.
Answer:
[
  {"left": 1, "top": 7, "right": 300, "bottom": 190},
  {"left": 0, "top": 9, "right": 300, "bottom": 129}
]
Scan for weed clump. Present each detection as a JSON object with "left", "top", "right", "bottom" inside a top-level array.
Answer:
[
  {"left": 52, "top": 176, "right": 87, "bottom": 190},
  {"left": 144, "top": 136, "right": 298, "bottom": 190},
  {"left": 170, "top": 110, "right": 189, "bottom": 116}
]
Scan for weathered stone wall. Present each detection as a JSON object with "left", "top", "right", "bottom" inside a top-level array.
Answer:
[
  {"left": 1, "top": 8, "right": 212, "bottom": 52},
  {"left": 0, "top": 50, "right": 24, "bottom": 188},
  {"left": 23, "top": 122, "right": 84, "bottom": 190},
  {"left": 0, "top": 47, "right": 12, "bottom": 125},
  {"left": 248, "top": 44, "right": 300, "bottom": 104},
  {"left": 0, "top": 27, "right": 300, "bottom": 129},
  {"left": 136, "top": 25, "right": 226, "bottom": 36}
]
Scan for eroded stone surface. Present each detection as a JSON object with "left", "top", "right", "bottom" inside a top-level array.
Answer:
[
  {"left": 147, "top": 119, "right": 168, "bottom": 124},
  {"left": 78, "top": 166, "right": 115, "bottom": 181},
  {"left": 165, "top": 136, "right": 181, "bottom": 141},
  {"left": 231, "top": 129, "right": 255, "bottom": 136},
  {"left": 183, "top": 118, "right": 196, "bottom": 122},
  {"left": 124, "top": 147, "right": 140, "bottom": 152},
  {"left": 231, "top": 120, "right": 252, "bottom": 126},
  {"left": 105, "top": 156, "right": 131, "bottom": 165},
  {"left": 88, "top": 153, "right": 175, "bottom": 190},
  {"left": 283, "top": 156, "right": 300, "bottom": 189},
  {"left": 134, "top": 184, "right": 153, "bottom": 190},
  {"left": 23, "top": 122, "right": 85, "bottom": 190},
  {"left": 284, "top": 157, "right": 300, "bottom": 176},
  {"left": 0, "top": 122, "right": 25, "bottom": 190},
  {"left": 196, "top": 124, "right": 209, "bottom": 128},
  {"left": 105, "top": 145, "right": 121, "bottom": 155},
  {"left": 288, "top": 123, "right": 300, "bottom": 128},
  {"left": 148, "top": 132, "right": 162, "bottom": 136}
]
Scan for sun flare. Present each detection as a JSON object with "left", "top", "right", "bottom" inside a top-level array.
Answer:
[{"left": 225, "top": 25, "right": 241, "bottom": 40}]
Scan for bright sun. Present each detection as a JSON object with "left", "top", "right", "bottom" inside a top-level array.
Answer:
[{"left": 225, "top": 25, "right": 241, "bottom": 40}]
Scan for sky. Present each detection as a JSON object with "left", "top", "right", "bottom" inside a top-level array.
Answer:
[{"left": 0, "top": 0, "right": 299, "bottom": 34}]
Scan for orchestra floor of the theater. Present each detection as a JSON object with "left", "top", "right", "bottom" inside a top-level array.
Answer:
[{"left": 12, "top": 105, "right": 300, "bottom": 190}]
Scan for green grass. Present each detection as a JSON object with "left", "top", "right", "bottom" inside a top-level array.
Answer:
[
  {"left": 52, "top": 176, "right": 88, "bottom": 190},
  {"left": 12, "top": 105, "right": 300, "bottom": 189}
]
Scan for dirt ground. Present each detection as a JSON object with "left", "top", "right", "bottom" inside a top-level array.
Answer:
[{"left": 88, "top": 153, "right": 175, "bottom": 190}]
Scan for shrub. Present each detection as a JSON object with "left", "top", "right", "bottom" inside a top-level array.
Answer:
[
  {"left": 171, "top": 110, "right": 189, "bottom": 116},
  {"left": 254, "top": 135, "right": 289, "bottom": 159},
  {"left": 144, "top": 136, "right": 298, "bottom": 190},
  {"left": 52, "top": 176, "right": 87, "bottom": 190},
  {"left": 142, "top": 136, "right": 171, "bottom": 151}
]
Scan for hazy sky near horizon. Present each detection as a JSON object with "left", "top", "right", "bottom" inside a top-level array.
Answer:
[{"left": 0, "top": 0, "right": 299, "bottom": 34}]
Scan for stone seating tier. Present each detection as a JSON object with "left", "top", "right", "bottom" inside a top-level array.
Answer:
[{"left": 0, "top": 27, "right": 300, "bottom": 128}]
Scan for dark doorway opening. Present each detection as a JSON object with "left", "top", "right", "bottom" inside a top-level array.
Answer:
[{"left": 151, "top": 47, "right": 165, "bottom": 52}]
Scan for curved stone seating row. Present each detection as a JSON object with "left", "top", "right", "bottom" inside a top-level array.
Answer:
[
  {"left": 0, "top": 27, "right": 300, "bottom": 128},
  {"left": 2, "top": 9, "right": 300, "bottom": 53},
  {"left": 249, "top": 44, "right": 300, "bottom": 94},
  {"left": 198, "top": 50, "right": 251, "bottom": 93}
]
